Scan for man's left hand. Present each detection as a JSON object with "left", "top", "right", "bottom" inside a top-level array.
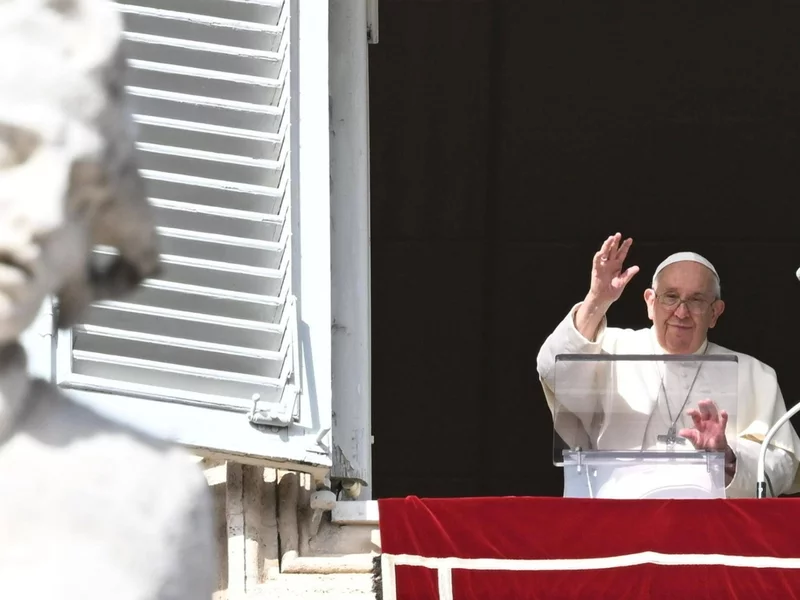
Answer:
[{"left": 678, "top": 398, "right": 729, "bottom": 452}]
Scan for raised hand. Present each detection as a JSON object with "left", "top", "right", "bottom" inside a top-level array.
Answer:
[
  {"left": 589, "top": 233, "right": 640, "bottom": 305},
  {"left": 678, "top": 398, "right": 729, "bottom": 452}
]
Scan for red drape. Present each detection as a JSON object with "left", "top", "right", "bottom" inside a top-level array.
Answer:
[{"left": 377, "top": 496, "right": 800, "bottom": 600}]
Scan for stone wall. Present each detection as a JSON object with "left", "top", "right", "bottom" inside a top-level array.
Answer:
[{"left": 199, "top": 459, "right": 378, "bottom": 599}]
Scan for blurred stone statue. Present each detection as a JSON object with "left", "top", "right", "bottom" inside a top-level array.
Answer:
[{"left": 0, "top": 0, "right": 215, "bottom": 597}]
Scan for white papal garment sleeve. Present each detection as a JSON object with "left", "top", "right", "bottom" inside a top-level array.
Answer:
[
  {"left": 536, "top": 303, "right": 609, "bottom": 391},
  {"left": 537, "top": 303, "right": 615, "bottom": 450},
  {"left": 725, "top": 438, "right": 797, "bottom": 498},
  {"left": 724, "top": 357, "right": 800, "bottom": 498}
]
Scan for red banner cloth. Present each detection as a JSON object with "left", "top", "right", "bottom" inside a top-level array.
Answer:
[{"left": 377, "top": 496, "right": 800, "bottom": 600}]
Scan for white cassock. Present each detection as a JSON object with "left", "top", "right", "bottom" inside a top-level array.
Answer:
[{"left": 537, "top": 303, "right": 800, "bottom": 498}]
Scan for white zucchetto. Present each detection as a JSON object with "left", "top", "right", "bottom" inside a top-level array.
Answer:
[{"left": 652, "top": 252, "right": 719, "bottom": 287}]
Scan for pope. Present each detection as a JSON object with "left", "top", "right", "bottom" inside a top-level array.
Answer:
[{"left": 537, "top": 233, "right": 800, "bottom": 497}]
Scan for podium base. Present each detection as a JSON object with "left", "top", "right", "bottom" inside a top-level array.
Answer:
[{"left": 561, "top": 451, "right": 726, "bottom": 499}]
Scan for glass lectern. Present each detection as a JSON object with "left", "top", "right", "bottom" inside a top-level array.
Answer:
[{"left": 551, "top": 354, "right": 739, "bottom": 499}]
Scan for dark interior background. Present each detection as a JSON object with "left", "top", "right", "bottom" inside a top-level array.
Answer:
[{"left": 368, "top": 0, "right": 800, "bottom": 498}]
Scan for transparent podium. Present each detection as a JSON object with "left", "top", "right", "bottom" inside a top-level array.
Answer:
[{"left": 552, "top": 353, "right": 739, "bottom": 499}]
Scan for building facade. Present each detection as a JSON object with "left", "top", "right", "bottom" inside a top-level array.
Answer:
[{"left": 22, "top": 0, "right": 378, "bottom": 597}]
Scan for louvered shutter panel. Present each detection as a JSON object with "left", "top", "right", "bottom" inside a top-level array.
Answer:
[{"left": 52, "top": 0, "right": 332, "bottom": 472}]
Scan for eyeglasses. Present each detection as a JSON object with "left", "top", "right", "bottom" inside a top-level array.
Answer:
[{"left": 655, "top": 292, "right": 715, "bottom": 315}]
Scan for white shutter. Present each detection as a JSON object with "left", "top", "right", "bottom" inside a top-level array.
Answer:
[{"left": 52, "top": 0, "right": 332, "bottom": 473}]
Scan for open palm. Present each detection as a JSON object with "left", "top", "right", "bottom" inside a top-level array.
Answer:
[
  {"left": 678, "top": 399, "right": 729, "bottom": 452},
  {"left": 590, "top": 233, "right": 640, "bottom": 304}
]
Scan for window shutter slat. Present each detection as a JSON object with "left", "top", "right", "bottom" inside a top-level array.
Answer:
[{"left": 53, "top": 0, "right": 331, "bottom": 472}]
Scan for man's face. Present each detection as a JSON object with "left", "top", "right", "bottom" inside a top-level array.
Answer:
[{"left": 643, "top": 261, "right": 725, "bottom": 354}]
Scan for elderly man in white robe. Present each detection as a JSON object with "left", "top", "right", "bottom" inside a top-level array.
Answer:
[{"left": 537, "top": 233, "right": 800, "bottom": 498}]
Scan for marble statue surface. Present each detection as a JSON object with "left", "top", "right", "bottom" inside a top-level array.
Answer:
[{"left": 0, "top": 1, "right": 215, "bottom": 597}]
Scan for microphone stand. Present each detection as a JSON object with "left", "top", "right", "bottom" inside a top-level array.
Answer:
[
  {"left": 762, "top": 269, "right": 800, "bottom": 496},
  {"left": 757, "top": 394, "right": 800, "bottom": 498},
  {"left": 755, "top": 268, "right": 800, "bottom": 498},
  {"left": 756, "top": 269, "right": 800, "bottom": 498}
]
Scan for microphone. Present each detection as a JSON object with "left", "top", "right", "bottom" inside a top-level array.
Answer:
[{"left": 757, "top": 266, "right": 800, "bottom": 497}]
